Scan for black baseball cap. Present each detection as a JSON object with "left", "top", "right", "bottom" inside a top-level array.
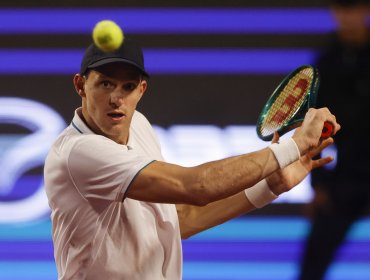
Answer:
[{"left": 80, "top": 38, "right": 149, "bottom": 78}]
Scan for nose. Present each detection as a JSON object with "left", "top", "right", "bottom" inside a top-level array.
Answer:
[{"left": 109, "top": 90, "right": 125, "bottom": 108}]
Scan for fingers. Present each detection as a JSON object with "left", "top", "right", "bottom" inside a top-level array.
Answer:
[
  {"left": 309, "top": 107, "right": 341, "bottom": 136},
  {"left": 291, "top": 107, "right": 339, "bottom": 156},
  {"left": 321, "top": 108, "right": 340, "bottom": 136},
  {"left": 312, "top": 155, "right": 333, "bottom": 169},
  {"left": 332, "top": 122, "right": 341, "bottom": 135},
  {"left": 307, "top": 137, "right": 334, "bottom": 158},
  {"left": 271, "top": 132, "right": 280, "bottom": 144},
  {"left": 308, "top": 137, "right": 335, "bottom": 169}
]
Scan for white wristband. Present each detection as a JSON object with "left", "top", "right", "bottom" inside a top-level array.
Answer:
[
  {"left": 269, "top": 138, "right": 300, "bottom": 169},
  {"left": 244, "top": 179, "right": 278, "bottom": 208}
]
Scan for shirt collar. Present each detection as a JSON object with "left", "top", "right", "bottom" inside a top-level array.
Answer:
[
  {"left": 71, "top": 108, "right": 95, "bottom": 135},
  {"left": 70, "top": 107, "right": 134, "bottom": 150}
]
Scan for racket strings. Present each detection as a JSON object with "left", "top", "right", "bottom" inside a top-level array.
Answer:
[{"left": 259, "top": 67, "right": 314, "bottom": 137}]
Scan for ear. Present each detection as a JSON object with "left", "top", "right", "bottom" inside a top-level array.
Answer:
[
  {"left": 139, "top": 80, "right": 148, "bottom": 98},
  {"left": 73, "top": 74, "right": 86, "bottom": 97}
]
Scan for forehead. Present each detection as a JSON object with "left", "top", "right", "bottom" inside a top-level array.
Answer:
[{"left": 90, "top": 62, "right": 142, "bottom": 81}]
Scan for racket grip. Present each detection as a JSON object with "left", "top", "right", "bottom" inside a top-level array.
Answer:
[{"left": 321, "top": 121, "right": 334, "bottom": 139}]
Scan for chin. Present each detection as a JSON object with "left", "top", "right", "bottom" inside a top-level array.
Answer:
[{"left": 106, "top": 126, "right": 126, "bottom": 139}]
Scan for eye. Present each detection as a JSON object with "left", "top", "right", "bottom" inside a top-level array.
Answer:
[
  {"left": 101, "top": 80, "right": 114, "bottom": 89},
  {"left": 123, "top": 83, "right": 138, "bottom": 92}
]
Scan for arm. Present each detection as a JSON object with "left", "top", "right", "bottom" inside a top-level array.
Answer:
[
  {"left": 176, "top": 135, "right": 335, "bottom": 239},
  {"left": 127, "top": 108, "right": 340, "bottom": 207},
  {"left": 128, "top": 147, "right": 279, "bottom": 206},
  {"left": 177, "top": 191, "right": 254, "bottom": 239}
]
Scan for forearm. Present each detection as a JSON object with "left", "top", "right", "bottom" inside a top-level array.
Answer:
[
  {"left": 177, "top": 191, "right": 254, "bottom": 239},
  {"left": 186, "top": 147, "right": 279, "bottom": 204},
  {"left": 129, "top": 139, "right": 299, "bottom": 205},
  {"left": 177, "top": 178, "right": 280, "bottom": 238}
]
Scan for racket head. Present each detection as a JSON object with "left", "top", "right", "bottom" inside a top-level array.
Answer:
[{"left": 256, "top": 65, "right": 320, "bottom": 141}]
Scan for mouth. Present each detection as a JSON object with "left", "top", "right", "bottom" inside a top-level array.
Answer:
[{"left": 107, "top": 112, "right": 125, "bottom": 121}]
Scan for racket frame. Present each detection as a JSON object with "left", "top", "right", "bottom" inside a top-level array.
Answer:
[{"left": 256, "top": 65, "right": 320, "bottom": 141}]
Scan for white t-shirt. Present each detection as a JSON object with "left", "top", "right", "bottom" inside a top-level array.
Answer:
[{"left": 44, "top": 108, "right": 182, "bottom": 280}]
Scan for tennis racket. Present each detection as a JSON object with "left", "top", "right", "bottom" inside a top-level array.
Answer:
[{"left": 256, "top": 64, "right": 333, "bottom": 141}]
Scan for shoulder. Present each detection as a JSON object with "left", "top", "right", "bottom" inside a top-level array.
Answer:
[
  {"left": 130, "top": 110, "right": 163, "bottom": 159},
  {"left": 51, "top": 126, "right": 120, "bottom": 161},
  {"left": 132, "top": 110, "right": 151, "bottom": 127},
  {"left": 131, "top": 110, "right": 157, "bottom": 137},
  {"left": 70, "top": 134, "right": 124, "bottom": 158}
]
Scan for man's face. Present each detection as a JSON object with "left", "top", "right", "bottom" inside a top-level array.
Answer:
[{"left": 74, "top": 63, "right": 147, "bottom": 144}]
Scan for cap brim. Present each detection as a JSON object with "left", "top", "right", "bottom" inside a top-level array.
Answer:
[{"left": 87, "top": 57, "right": 150, "bottom": 77}]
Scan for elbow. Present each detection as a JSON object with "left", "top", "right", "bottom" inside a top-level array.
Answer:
[
  {"left": 181, "top": 231, "right": 194, "bottom": 240},
  {"left": 190, "top": 195, "right": 211, "bottom": 207}
]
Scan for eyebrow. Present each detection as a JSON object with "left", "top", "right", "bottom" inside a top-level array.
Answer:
[{"left": 94, "top": 70, "right": 141, "bottom": 82}]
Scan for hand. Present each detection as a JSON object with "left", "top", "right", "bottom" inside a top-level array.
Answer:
[
  {"left": 292, "top": 107, "right": 340, "bottom": 155},
  {"left": 266, "top": 132, "right": 334, "bottom": 195}
]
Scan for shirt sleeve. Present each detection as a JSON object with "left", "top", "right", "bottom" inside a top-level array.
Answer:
[{"left": 67, "top": 135, "right": 154, "bottom": 203}]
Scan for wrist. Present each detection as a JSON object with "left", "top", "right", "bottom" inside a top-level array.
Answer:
[
  {"left": 291, "top": 136, "right": 306, "bottom": 155},
  {"left": 244, "top": 179, "right": 278, "bottom": 208},
  {"left": 269, "top": 138, "right": 300, "bottom": 169}
]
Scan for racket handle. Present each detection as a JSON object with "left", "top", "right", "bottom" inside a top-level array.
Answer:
[{"left": 321, "top": 121, "right": 334, "bottom": 139}]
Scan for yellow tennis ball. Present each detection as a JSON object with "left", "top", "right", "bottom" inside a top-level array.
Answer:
[{"left": 92, "top": 20, "right": 124, "bottom": 52}]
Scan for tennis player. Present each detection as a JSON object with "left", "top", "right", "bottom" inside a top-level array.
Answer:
[{"left": 44, "top": 37, "right": 340, "bottom": 279}]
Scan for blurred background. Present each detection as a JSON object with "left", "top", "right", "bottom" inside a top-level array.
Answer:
[{"left": 0, "top": 0, "right": 369, "bottom": 279}]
